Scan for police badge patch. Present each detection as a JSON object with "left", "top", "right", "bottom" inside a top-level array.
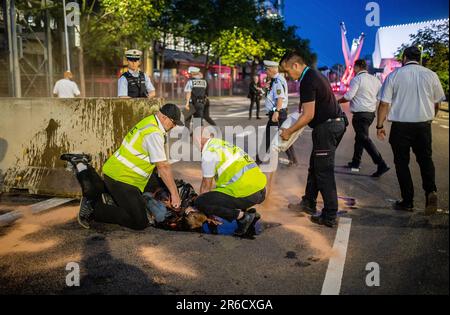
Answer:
[{"left": 277, "top": 89, "right": 282, "bottom": 95}]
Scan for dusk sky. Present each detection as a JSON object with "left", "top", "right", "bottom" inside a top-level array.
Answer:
[{"left": 284, "top": 0, "right": 449, "bottom": 67}]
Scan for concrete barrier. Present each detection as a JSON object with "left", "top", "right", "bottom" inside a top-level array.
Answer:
[{"left": 0, "top": 98, "right": 162, "bottom": 197}]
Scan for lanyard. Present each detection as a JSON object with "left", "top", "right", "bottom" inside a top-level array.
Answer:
[{"left": 299, "top": 66, "right": 310, "bottom": 83}]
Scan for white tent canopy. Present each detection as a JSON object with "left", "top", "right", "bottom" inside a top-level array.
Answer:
[{"left": 372, "top": 19, "right": 448, "bottom": 68}]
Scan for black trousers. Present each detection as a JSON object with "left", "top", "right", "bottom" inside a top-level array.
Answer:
[
  {"left": 184, "top": 98, "right": 216, "bottom": 127},
  {"left": 249, "top": 96, "right": 260, "bottom": 119},
  {"left": 193, "top": 188, "right": 266, "bottom": 222},
  {"left": 76, "top": 167, "right": 163, "bottom": 230},
  {"left": 352, "top": 112, "right": 384, "bottom": 166},
  {"left": 303, "top": 120, "right": 346, "bottom": 219},
  {"left": 389, "top": 121, "right": 436, "bottom": 204},
  {"left": 261, "top": 109, "right": 297, "bottom": 164}
]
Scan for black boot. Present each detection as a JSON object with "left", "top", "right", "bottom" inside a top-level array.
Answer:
[
  {"left": 234, "top": 212, "right": 256, "bottom": 237},
  {"left": 310, "top": 214, "right": 337, "bottom": 228}
]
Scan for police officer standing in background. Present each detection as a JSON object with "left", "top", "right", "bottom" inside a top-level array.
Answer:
[
  {"left": 257, "top": 60, "right": 298, "bottom": 166},
  {"left": 377, "top": 46, "right": 446, "bottom": 214},
  {"left": 280, "top": 51, "right": 346, "bottom": 228},
  {"left": 118, "top": 49, "right": 156, "bottom": 99},
  {"left": 184, "top": 67, "right": 216, "bottom": 129}
]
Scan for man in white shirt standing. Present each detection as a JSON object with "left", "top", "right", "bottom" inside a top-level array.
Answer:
[
  {"left": 53, "top": 71, "right": 81, "bottom": 98},
  {"left": 377, "top": 46, "right": 446, "bottom": 214},
  {"left": 338, "top": 59, "right": 390, "bottom": 177}
]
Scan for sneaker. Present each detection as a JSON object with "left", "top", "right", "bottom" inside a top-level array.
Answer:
[
  {"left": 288, "top": 197, "right": 317, "bottom": 215},
  {"left": 78, "top": 197, "right": 94, "bottom": 229},
  {"left": 310, "top": 214, "right": 337, "bottom": 228},
  {"left": 393, "top": 200, "right": 414, "bottom": 212},
  {"left": 425, "top": 192, "right": 438, "bottom": 216},
  {"left": 234, "top": 212, "right": 256, "bottom": 237},
  {"left": 347, "top": 161, "right": 360, "bottom": 172},
  {"left": 60, "top": 153, "right": 92, "bottom": 167},
  {"left": 371, "top": 163, "right": 390, "bottom": 178}
]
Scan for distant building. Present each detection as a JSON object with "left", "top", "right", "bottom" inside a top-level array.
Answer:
[
  {"left": 256, "top": 0, "right": 285, "bottom": 19},
  {"left": 372, "top": 19, "right": 449, "bottom": 81}
]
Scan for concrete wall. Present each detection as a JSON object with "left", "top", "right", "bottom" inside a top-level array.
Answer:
[{"left": 0, "top": 98, "right": 162, "bottom": 197}]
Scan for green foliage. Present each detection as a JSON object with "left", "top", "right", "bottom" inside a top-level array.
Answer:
[
  {"left": 397, "top": 20, "right": 449, "bottom": 97},
  {"left": 80, "top": 0, "right": 161, "bottom": 61},
  {"left": 211, "top": 28, "right": 275, "bottom": 67}
]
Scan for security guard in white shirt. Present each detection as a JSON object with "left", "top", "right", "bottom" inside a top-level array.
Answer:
[
  {"left": 118, "top": 49, "right": 156, "bottom": 98},
  {"left": 377, "top": 46, "right": 446, "bottom": 214},
  {"left": 257, "top": 60, "right": 297, "bottom": 166},
  {"left": 338, "top": 59, "right": 389, "bottom": 177}
]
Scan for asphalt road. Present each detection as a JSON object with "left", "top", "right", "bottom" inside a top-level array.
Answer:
[{"left": 0, "top": 96, "right": 448, "bottom": 295}]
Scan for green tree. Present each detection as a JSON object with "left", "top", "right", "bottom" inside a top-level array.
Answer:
[
  {"left": 256, "top": 17, "right": 317, "bottom": 66},
  {"left": 398, "top": 20, "right": 449, "bottom": 98},
  {"left": 174, "top": 0, "right": 259, "bottom": 72}
]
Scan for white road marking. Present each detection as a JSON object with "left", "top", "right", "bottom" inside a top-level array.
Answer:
[
  {"left": 321, "top": 217, "right": 352, "bottom": 295},
  {"left": 0, "top": 197, "right": 74, "bottom": 226},
  {"left": 31, "top": 197, "right": 75, "bottom": 214}
]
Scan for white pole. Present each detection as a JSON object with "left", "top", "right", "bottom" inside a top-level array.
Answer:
[
  {"left": 62, "top": 0, "right": 71, "bottom": 71},
  {"left": 218, "top": 57, "right": 221, "bottom": 97}
]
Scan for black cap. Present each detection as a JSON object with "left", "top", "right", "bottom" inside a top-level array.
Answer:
[{"left": 160, "top": 104, "right": 184, "bottom": 126}]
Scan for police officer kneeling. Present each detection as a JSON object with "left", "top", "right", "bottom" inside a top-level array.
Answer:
[
  {"left": 65, "top": 104, "right": 183, "bottom": 230},
  {"left": 280, "top": 51, "right": 347, "bottom": 228},
  {"left": 193, "top": 128, "right": 267, "bottom": 236},
  {"left": 118, "top": 49, "right": 156, "bottom": 99}
]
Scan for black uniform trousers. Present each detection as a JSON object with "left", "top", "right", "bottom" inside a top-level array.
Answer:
[
  {"left": 260, "top": 109, "right": 297, "bottom": 164},
  {"left": 351, "top": 112, "right": 385, "bottom": 166},
  {"left": 389, "top": 121, "right": 436, "bottom": 204},
  {"left": 249, "top": 95, "right": 261, "bottom": 119},
  {"left": 193, "top": 188, "right": 266, "bottom": 222},
  {"left": 76, "top": 166, "right": 164, "bottom": 230},
  {"left": 303, "top": 120, "right": 346, "bottom": 219},
  {"left": 184, "top": 98, "right": 216, "bottom": 128}
]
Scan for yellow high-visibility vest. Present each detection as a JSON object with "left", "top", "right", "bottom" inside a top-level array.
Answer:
[
  {"left": 204, "top": 138, "right": 267, "bottom": 198},
  {"left": 102, "top": 115, "right": 164, "bottom": 192}
]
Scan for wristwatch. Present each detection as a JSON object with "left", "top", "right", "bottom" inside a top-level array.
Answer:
[{"left": 376, "top": 125, "right": 384, "bottom": 130}]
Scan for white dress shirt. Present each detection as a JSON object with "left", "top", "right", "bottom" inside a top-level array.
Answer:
[
  {"left": 53, "top": 79, "right": 80, "bottom": 98},
  {"left": 344, "top": 71, "right": 382, "bottom": 113},
  {"left": 265, "top": 73, "right": 288, "bottom": 112},
  {"left": 142, "top": 115, "right": 167, "bottom": 163},
  {"left": 378, "top": 62, "right": 446, "bottom": 122}
]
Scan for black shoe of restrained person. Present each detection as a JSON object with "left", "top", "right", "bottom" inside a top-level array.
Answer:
[
  {"left": 288, "top": 197, "right": 317, "bottom": 215},
  {"left": 60, "top": 153, "right": 92, "bottom": 167},
  {"left": 310, "top": 214, "right": 337, "bottom": 228},
  {"left": 371, "top": 163, "right": 390, "bottom": 178},
  {"left": 101, "top": 193, "right": 116, "bottom": 206},
  {"left": 234, "top": 212, "right": 256, "bottom": 237},
  {"left": 78, "top": 197, "right": 95, "bottom": 229},
  {"left": 393, "top": 200, "right": 414, "bottom": 212}
]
